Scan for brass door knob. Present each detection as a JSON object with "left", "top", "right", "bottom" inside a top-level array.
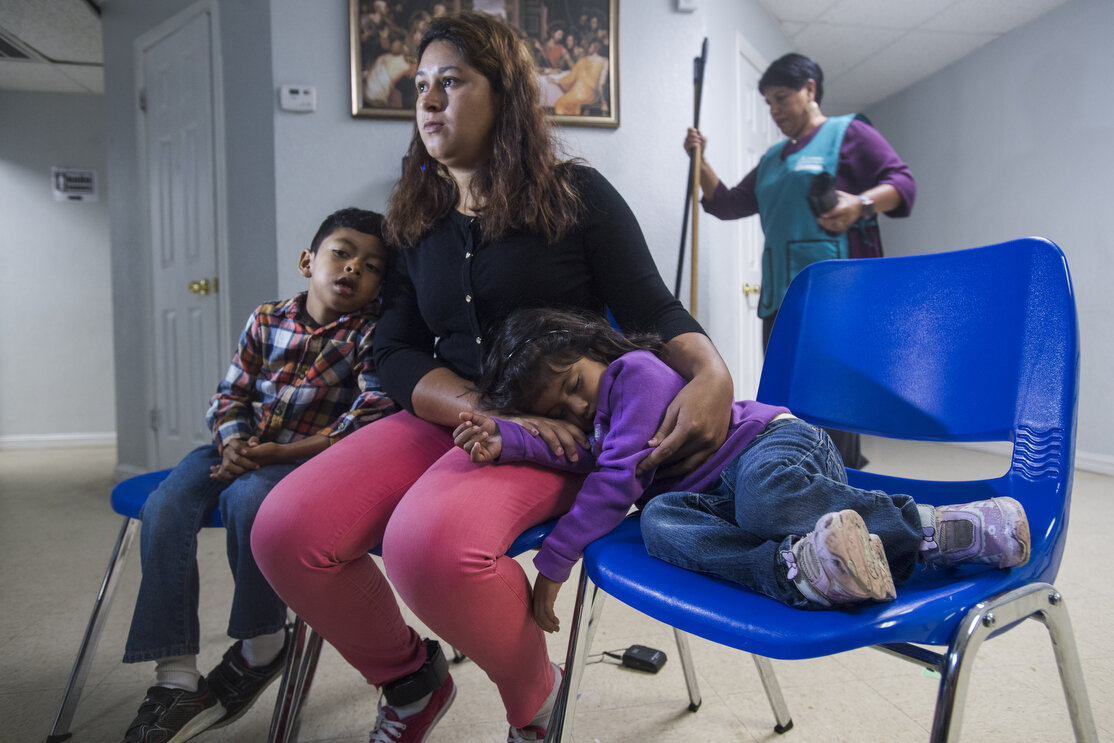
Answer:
[
  {"left": 189, "top": 278, "right": 211, "bottom": 295},
  {"left": 742, "top": 283, "right": 761, "bottom": 296}
]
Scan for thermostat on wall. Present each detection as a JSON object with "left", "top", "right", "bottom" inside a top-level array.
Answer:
[{"left": 280, "top": 85, "right": 317, "bottom": 112}]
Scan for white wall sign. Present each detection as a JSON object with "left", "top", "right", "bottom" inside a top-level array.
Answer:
[{"left": 52, "top": 167, "right": 99, "bottom": 202}]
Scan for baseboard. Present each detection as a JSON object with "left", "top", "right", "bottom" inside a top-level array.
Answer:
[
  {"left": 955, "top": 442, "right": 1114, "bottom": 477},
  {"left": 0, "top": 432, "right": 117, "bottom": 450}
]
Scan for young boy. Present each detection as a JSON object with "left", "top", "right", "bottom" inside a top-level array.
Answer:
[{"left": 120, "top": 208, "right": 397, "bottom": 743}]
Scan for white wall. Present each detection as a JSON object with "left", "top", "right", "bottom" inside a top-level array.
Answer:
[
  {"left": 0, "top": 90, "right": 115, "bottom": 447},
  {"left": 97, "top": 0, "right": 1110, "bottom": 471},
  {"left": 270, "top": 0, "right": 791, "bottom": 385},
  {"left": 103, "top": 0, "right": 279, "bottom": 471},
  {"left": 864, "top": 0, "right": 1113, "bottom": 470}
]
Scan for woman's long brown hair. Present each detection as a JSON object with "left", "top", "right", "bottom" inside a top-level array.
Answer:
[{"left": 385, "top": 12, "right": 583, "bottom": 247}]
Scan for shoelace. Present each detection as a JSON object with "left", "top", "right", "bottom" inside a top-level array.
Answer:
[
  {"left": 368, "top": 703, "right": 406, "bottom": 743},
  {"left": 920, "top": 525, "right": 938, "bottom": 551},
  {"left": 781, "top": 549, "right": 799, "bottom": 580}
]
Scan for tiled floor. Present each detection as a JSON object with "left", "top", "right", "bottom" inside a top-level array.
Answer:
[{"left": 2, "top": 440, "right": 1111, "bottom": 742}]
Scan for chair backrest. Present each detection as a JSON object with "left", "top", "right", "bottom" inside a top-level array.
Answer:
[{"left": 757, "top": 237, "right": 1079, "bottom": 583}]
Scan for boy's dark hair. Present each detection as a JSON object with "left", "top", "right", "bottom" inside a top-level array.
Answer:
[
  {"left": 309, "top": 208, "right": 385, "bottom": 253},
  {"left": 477, "top": 307, "right": 663, "bottom": 413},
  {"left": 759, "top": 52, "right": 824, "bottom": 104}
]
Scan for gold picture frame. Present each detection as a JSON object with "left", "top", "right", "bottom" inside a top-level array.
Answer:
[{"left": 350, "top": 1, "right": 619, "bottom": 128}]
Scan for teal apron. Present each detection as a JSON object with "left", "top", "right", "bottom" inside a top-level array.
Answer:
[{"left": 755, "top": 113, "right": 863, "bottom": 318}]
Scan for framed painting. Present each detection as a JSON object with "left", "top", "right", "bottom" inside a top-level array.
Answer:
[{"left": 350, "top": 1, "right": 619, "bottom": 127}]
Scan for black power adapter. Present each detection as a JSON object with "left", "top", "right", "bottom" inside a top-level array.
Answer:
[{"left": 619, "top": 644, "right": 667, "bottom": 673}]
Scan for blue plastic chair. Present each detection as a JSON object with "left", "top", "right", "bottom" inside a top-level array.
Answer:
[
  {"left": 47, "top": 469, "right": 204, "bottom": 743},
  {"left": 547, "top": 238, "right": 1096, "bottom": 742},
  {"left": 47, "top": 468, "right": 555, "bottom": 743}
]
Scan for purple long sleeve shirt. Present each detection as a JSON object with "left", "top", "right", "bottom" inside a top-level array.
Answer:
[
  {"left": 703, "top": 119, "right": 916, "bottom": 259},
  {"left": 493, "top": 351, "right": 787, "bottom": 582}
]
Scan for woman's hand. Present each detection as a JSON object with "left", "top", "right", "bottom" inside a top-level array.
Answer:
[
  {"left": 636, "top": 333, "right": 733, "bottom": 478},
  {"left": 532, "top": 574, "right": 563, "bottom": 633},
  {"left": 453, "top": 411, "right": 504, "bottom": 463},
  {"left": 501, "top": 414, "right": 588, "bottom": 463},
  {"left": 683, "top": 127, "right": 707, "bottom": 154},
  {"left": 636, "top": 375, "right": 733, "bottom": 477},
  {"left": 684, "top": 128, "right": 721, "bottom": 197},
  {"left": 817, "top": 190, "right": 866, "bottom": 234}
]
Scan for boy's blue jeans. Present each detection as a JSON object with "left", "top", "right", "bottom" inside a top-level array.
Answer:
[
  {"left": 123, "top": 444, "right": 294, "bottom": 662},
  {"left": 641, "top": 418, "right": 923, "bottom": 609}
]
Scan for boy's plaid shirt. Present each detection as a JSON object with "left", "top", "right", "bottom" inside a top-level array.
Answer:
[{"left": 205, "top": 292, "right": 397, "bottom": 447}]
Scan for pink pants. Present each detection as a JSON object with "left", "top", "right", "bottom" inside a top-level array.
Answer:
[{"left": 251, "top": 412, "right": 581, "bottom": 726}]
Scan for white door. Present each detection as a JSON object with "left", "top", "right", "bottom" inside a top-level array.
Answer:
[
  {"left": 734, "top": 37, "right": 780, "bottom": 397},
  {"left": 140, "top": 8, "right": 224, "bottom": 468}
]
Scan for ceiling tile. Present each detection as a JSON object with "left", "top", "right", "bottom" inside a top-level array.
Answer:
[
  {"left": 0, "top": 59, "right": 92, "bottom": 93},
  {"left": 791, "top": 22, "right": 905, "bottom": 78},
  {"left": 0, "top": 0, "right": 101, "bottom": 64},
  {"left": 780, "top": 21, "right": 808, "bottom": 38},
  {"left": 53, "top": 62, "right": 103, "bottom": 93},
  {"left": 819, "top": 0, "right": 959, "bottom": 29},
  {"left": 756, "top": 0, "right": 841, "bottom": 24},
  {"left": 844, "top": 28, "right": 997, "bottom": 100},
  {"left": 921, "top": 0, "right": 1069, "bottom": 33}
]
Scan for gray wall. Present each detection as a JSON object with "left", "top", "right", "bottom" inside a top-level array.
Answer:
[
  {"left": 103, "top": 0, "right": 278, "bottom": 471},
  {"left": 0, "top": 90, "right": 115, "bottom": 445},
  {"left": 36, "top": 0, "right": 1105, "bottom": 471},
  {"left": 865, "top": 0, "right": 1113, "bottom": 471},
  {"left": 269, "top": 0, "right": 791, "bottom": 411},
  {"left": 270, "top": 0, "right": 789, "bottom": 298}
]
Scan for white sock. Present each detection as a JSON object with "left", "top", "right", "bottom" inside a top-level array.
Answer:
[
  {"left": 524, "top": 663, "right": 563, "bottom": 730},
  {"left": 155, "top": 655, "right": 200, "bottom": 691},
  {"left": 241, "top": 628, "right": 286, "bottom": 667},
  {"left": 390, "top": 691, "right": 432, "bottom": 719}
]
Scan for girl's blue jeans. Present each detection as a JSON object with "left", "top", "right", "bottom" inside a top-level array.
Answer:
[
  {"left": 640, "top": 418, "right": 923, "bottom": 609},
  {"left": 123, "top": 444, "right": 294, "bottom": 662}
]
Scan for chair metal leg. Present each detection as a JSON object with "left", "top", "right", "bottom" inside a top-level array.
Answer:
[
  {"left": 751, "top": 654, "right": 793, "bottom": 733},
  {"left": 546, "top": 568, "right": 604, "bottom": 743},
  {"left": 671, "top": 628, "right": 702, "bottom": 712},
  {"left": 46, "top": 516, "right": 139, "bottom": 743},
  {"left": 931, "top": 582, "right": 1097, "bottom": 743},
  {"left": 269, "top": 615, "right": 324, "bottom": 743},
  {"left": 1037, "top": 589, "right": 1098, "bottom": 742}
]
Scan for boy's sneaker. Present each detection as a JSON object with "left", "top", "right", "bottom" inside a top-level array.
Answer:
[
  {"left": 508, "top": 724, "right": 546, "bottom": 742},
  {"left": 369, "top": 673, "right": 456, "bottom": 743},
  {"left": 121, "top": 676, "right": 224, "bottom": 743},
  {"left": 783, "top": 509, "right": 897, "bottom": 607},
  {"left": 921, "top": 496, "right": 1031, "bottom": 568},
  {"left": 206, "top": 634, "right": 290, "bottom": 727}
]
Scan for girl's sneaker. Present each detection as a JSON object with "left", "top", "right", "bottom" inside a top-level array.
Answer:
[
  {"left": 783, "top": 510, "right": 897, "bottom": 607},
  {"left": 920, "top": 497, "right": 1031, "bottom": 568}
]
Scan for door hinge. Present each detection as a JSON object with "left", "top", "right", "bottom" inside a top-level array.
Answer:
[{"left": 138, "top": 88, "right": 147, "bottom": 112}]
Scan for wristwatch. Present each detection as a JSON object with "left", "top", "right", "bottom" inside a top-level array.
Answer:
[{"left": 858, "top": 194, "right": 875, "bottom": 221}]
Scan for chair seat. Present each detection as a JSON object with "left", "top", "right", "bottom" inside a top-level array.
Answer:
[
  {"left": 586, "top": 516, "right": 1045, "bottom": 658},
  {"left": 110, "top": 468, "right": 223, "bottom": 527}
]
